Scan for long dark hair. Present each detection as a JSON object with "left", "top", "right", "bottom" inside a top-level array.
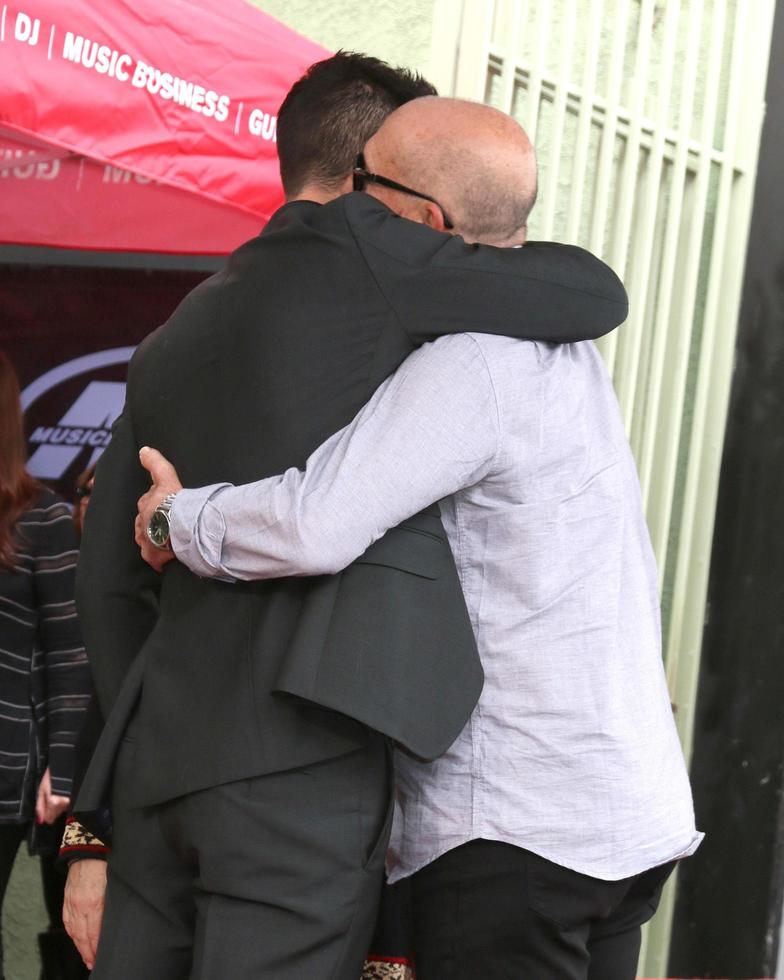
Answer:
[{"left": 0, "top": 351, "right": 38, "bottom": 568}]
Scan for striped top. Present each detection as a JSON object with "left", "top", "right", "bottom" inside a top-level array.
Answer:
[{"left": 0, "top": 486, "right": 90, "bottom": 824}]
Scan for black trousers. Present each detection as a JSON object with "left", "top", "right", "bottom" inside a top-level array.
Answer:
[
  {"left": 93, "top": 733, "right": 393, "bottom": 980},
  {"left": 412, "top": 839, "right": 675, "bottom": 980}
]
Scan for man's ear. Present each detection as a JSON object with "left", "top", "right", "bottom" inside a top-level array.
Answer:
[{"left": 422, "top": 200, "right": 447, "bottom": 233}]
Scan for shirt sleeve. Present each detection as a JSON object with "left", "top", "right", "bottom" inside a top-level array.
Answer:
[{"left": 170, "top": 334, "right": 501, "bottom": 581}]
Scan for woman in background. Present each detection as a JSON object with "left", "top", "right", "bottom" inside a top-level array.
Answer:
[{"left": 0, "top": 351, "right": 90, "bottom": 980}]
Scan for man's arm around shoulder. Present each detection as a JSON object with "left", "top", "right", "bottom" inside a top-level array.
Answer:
[
  {"left": 165, "top": 333, "right": 501, "bottom": 582},
  {"left": 340, "top": 192, "right": 628, "bottom": 344}
]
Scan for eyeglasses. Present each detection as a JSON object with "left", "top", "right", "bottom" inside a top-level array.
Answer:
[{"left": 352, "top": 153, "right": 454, "bottom": 229}]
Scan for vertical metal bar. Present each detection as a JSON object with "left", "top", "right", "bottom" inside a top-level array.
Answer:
[
  {"left": 490, "top": 0, "right": 505, "bottom": 47},
  {"left": 591, "top": 0, "right": 631, "bottom": 373},
  {"left": 453, "top": 0, "right": 496, "bottom": 101},
  {"left": 566, "top": 0, "right": 603, "bottom": 244},
  {"left": 646, "top": 0, "right": 725, "bottom": 592},
  {"left": 521, "top": 0, "right": 552, "bottom": 144},
  {"left": 666, "top": 0, "right": 757, "bottom": 755},
  {"left": 609, "top": 0, "right": 655, "bottom": 280},
  {"left": 497, "top": 0, "right": 523, "bottom": 116},
  {"left": 539, "top": 0, "right": 577, "bottom": 241},
  {"left": 624, "top": 0, "right": 682, "bottom": 456},
  {"left": 608, "top": 0, "right": 656, "bottom": 422},
  {"left": 428, "top": 0, "right": 466, "bottom": 97},
  {"left": 637, "top": 0, "right": 704, "bottom": 563}
]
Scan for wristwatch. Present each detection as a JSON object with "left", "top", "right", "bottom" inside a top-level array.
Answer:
[{"left": 146, "top": 492, "right": 179, "bottom": 551}]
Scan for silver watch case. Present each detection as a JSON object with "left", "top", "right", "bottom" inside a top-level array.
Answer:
[{"left": 146, "top": 492, "right": 178, "bottom": 550}]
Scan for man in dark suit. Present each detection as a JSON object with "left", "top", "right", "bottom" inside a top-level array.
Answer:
[{"left": 65, "top": 54, "right": 627, "bottom": 979}]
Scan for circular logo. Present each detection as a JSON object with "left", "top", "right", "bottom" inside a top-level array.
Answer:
[{"left": 22, "top": 347, "right": 135, "bottom": 494}]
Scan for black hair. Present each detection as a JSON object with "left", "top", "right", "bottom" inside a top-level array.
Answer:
[{"left": 277, "top": 51, "right": 436, "bottom": 198}]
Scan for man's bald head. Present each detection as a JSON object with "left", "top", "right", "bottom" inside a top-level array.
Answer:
[{"left": 363, "top": 97, "right": 538, "bottom": 246}]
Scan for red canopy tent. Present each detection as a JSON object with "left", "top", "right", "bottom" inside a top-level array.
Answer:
[
  {"left": 1, "top": 0, "right": 330, "bottom": 499},
  {"left": 0, "top": 0, "right": 329, "bottom": 253}
]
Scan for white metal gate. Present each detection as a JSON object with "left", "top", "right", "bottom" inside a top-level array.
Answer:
[{"left": 428, "top": 0, "right": 775, "bottom": 972}]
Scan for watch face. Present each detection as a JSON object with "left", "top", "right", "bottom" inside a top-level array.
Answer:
[{"left": 147, "top": 510, "right": 171, "bottom": 548}]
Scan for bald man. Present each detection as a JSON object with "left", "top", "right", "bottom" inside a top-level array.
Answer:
[
  {"left": 353, "top": 95, "right": 538, "bottom": 246},
  {"left": 139, "top": 97, "right": 701, "bottom": 980}
]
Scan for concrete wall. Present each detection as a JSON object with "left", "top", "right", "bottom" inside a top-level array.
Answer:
[{"left": 250, "top": 0, "right": 436, "bottom": 75}]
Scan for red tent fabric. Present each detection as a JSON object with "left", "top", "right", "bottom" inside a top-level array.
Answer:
[{"left": 0, "top": 0, "right": 329, "bottom": 253}]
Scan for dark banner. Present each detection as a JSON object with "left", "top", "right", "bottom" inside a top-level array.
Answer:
[{"left": 1, "top": 262, "right": 208, "bottom": 501}]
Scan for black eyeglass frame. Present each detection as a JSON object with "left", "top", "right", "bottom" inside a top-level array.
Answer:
[{"left": 352, "top": 153, "right": 455, "bottom": 229}]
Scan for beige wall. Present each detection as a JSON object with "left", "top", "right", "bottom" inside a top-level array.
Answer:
[{"left": 250, "top": 0, "right": 436, "bottom": 76}]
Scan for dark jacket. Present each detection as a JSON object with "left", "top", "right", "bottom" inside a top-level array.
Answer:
[{"left": 75, "top": 193, "right": 627, "bottom": 813}]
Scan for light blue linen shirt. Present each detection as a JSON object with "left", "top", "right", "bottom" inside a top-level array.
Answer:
[{"left": 170, "top": 333, "right": 702, "bottom": 882}]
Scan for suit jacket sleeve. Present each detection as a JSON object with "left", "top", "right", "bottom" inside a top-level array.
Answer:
[
  {"left": 75, "top": 398, "right": 160, "bottom": 718},
  {"left": 342, "top": 192, "right": 628, "bottom": 344}
]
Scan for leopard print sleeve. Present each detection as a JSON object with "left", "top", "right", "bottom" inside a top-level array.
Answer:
[
  {"left": 361, "top": 958, "right": 415, "bottom": 979},
  {"left": 60, "top": 815, "right": 110, "bottom": 862}
]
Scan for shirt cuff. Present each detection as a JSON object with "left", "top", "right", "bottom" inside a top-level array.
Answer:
[{"left": 170, "top": 483, "right": 236, "bottom": 582}]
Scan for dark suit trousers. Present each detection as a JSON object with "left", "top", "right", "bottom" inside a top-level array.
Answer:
[
  {"left": 412, "top": 840, "right": 675, "bottom": 980},
  {"left": 93, "top": 734, "right": 393, "bottom": 980}
]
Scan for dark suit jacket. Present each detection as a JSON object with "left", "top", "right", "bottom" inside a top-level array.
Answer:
[{"left": 75, "top": 193, "right": 627, "bottom": 814}]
